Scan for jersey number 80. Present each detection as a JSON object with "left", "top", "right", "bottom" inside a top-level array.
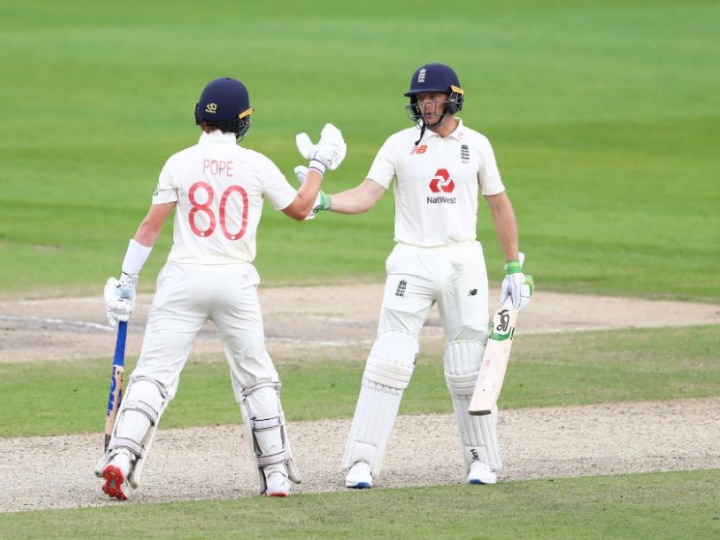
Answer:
[{"left": 188, "top": 181, "right": 248, "bottom": 241}]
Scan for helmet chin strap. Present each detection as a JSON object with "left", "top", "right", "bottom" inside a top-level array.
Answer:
[
  {"left": 414, "top": 123, "right": 426, "bottom": 146},
  {"left": 414, "top": 112, "right": 452, "bottom": 145}
]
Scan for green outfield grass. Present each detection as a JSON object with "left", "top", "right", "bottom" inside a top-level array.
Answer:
[
  {"left": 1, "top": 325, "right": 718, "bottom": 438},
  {"left": 2, "top": 471, "right": 719, "bottom": 539},
  {"left": 1, "top": 0, "right": 718, "bottom": 300},
  {"left": 0, "top": 0, "right": 718, "bottom": 538}
]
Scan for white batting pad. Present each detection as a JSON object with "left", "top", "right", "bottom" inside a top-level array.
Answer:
[
  {"left": 240, "top": 381, "right": 301, "bottom": 494},
  {"left": 342, "top": 331, "right": 418, "bottom": 475},
  {"left": 341, "top": 379, "right": 402, "bottom": 475},
  {"left": 445, "top": 341, "right": 502, "bottom": 471},
  {"left": 106, "top": 375, "right": 170, "bottom": 488}
]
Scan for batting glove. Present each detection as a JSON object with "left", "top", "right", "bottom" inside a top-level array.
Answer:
[
  {"left": 294, "top": 165, "right": 332, "bottom": 220},
  {"left": 519, "top": 274, "right": 534, "bottom": 311},
  {"left": 295, "top": 123, "right": 347, "bottom": 174},
  {"left": 104, "top": 272, "right": 137, "bottom": 327},
  {"left": 500, "top": 257, "right": 533, "bottom": 311}
]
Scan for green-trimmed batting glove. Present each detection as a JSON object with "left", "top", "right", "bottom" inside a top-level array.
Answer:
[
  {"left": 314, "top": 190, "right": 332, "bottom": 211},
  {"left": 520, "top": 274, "right": 534, "bottom": 311},
  {"left": 500, "top": 255, "right": 534, "bottom": 311}
]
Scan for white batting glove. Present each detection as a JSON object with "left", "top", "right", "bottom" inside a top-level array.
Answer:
[
  {"left": 499, "top": 257, "right": 534, "bottom": 311},
  {"left": 294, "top": 165, "right": 332, "bottom": 220},
  {"left": 519, "top": 275, "right": 534, "bottom": 311},
  {"left": 104, "top": 272, "right": 137, "bottom": 327},
  {"left": 295, "top": 123, "right": 347, "bottom": 174}
]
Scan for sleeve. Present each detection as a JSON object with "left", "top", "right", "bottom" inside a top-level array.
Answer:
[
  {"left": 365, "top": 135, "right": 397, "bottom": 189},
  {"left": 477, "top": 136, "right": 506, "bottom": 196},
  {"left": 152, "top": 157, "right": 180, "bottom": 204},
  {"left": 258, "top": 154, "right": 298, "bottom": 210}
]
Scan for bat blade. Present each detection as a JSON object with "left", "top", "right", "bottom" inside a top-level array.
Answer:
[
  {"left": 104, "top": 321, "right": 127, "bottom": 451},
  {"left": 468, "top": 306, "right": 518, "bottom": 416}
]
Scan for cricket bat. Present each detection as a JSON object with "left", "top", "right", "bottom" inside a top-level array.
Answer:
[
  {"left": 104, "top": 321, "right": 127, "bottom": 451},
  {"left": 468, "top": 303, "right": 518, "bottom": 416}
]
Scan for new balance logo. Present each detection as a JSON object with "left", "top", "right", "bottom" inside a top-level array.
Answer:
[
  {"left": 410, "top": 145, "right": 428, "bottom": 154},
  {"left": 461, "top": 144, "right": 470, "bottom": 164},
  {"left": 468, "top": 289, "right": 478, "bottom": 296},
  {"left": 395, "top": 279, "right": 407, "bottom": 297}
]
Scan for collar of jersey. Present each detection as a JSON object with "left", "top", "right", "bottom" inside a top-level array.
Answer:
[
  {"left": 420, "top": 117, "right": 464, "bottom": 142},
  {"left": 199, "top": 130, "right": 237, "bottom": 144}
]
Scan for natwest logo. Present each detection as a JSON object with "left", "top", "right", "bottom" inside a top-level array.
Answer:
[
  {"left": 429, "top": 169, "right": 455, "bottom": 193},
  {"left": 427, "top": 168, "right": 457, "bottom": 204}
]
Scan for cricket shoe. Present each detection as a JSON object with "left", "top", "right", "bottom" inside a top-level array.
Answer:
[
  {"left": 345, "top": 461, "right": 373, "bottom": 489},
  {"left": 101, "top": 450, "right": 132, "bottom": 501},
  {"left": 467, "top": 461, "right": 497, "bottom": 485},
  {"left": 265, "top": 472, "right": 291, "bottom": 497}
]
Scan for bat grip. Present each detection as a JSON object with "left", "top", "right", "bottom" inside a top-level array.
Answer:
[{"left": 113, "top": 321, "right": 127, "bottom": 367}]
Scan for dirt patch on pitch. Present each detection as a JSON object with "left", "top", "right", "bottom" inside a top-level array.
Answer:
[
  {"left": 0, "top": 285, "right": 719, "bottom": 512},
  {"left": 2, "top": 285, "right": 719, "bottom": 363}
]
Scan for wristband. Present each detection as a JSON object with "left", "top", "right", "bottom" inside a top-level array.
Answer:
[
  {"left": 309, "top": 159, "right": 326, "bottom": 175},
  {"left": 504, "top": 260, "right": 522, "bottom": 275},
  {"left": 121, "top": 239, "right": 153, "bottom": 276},
  {"left": 120, "top": 272, "right": 139, "bottom": 286}
]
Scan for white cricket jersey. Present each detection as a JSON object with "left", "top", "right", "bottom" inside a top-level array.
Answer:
[
  {"left": 152, "top": 131, "right": 297, "bottom": 264},
  {"left": 366, "top": 119, "right": 505, "bottom": 247}
]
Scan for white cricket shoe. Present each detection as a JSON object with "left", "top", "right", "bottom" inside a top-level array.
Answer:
[
  {"left": 101, "top": 450, "right": 132, "bottom": 501},
  {"left": 265, "top": 472, "right": 291, "bottom": 497},
  {"left": 345, "top": 461, "right": 373, "bottom": 489},
  {"left": 467, "top": 461, "right": 497, "bottom": 485}
]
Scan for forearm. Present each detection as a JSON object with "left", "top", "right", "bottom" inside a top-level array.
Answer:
[
  {"left": 493, "top": 214, "right": 518, "bottom": 261},
  {"left": 328, "top": 178, "right": 386, "bottom": 214},
  {"left": 132, "top": 202, "right": 175, "bottom": 248},
  {"left": 133, "top": 224, "right": 162, "bottom": 250},
  {"left": 487, "top": 192, "right": 519, "bottom": 261},
  {"left": 125, "top": 202, "right": 174, "bottom": 274},
  {"left": 295, "top": 168, "right": 324, "bottom": 216},
  {"left": 327, "top": 190, "right": 368, "bottom": 214}
]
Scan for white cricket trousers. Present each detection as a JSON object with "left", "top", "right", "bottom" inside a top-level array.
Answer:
[
  {"left": 379, "top": 241, "right": 490, "bottom": 342},
  {"left": 131, "top": 262, "right": 279, "bottom": 400}
]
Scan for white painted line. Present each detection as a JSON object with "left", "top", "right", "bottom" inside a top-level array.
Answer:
[{"left": 0, "top": 314, "right": 113, "bottom": 331}]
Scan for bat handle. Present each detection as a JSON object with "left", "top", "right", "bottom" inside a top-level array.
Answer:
[
  {"left": 114, "top": 321, "right": 127, "bottom": 366},
  {"left": 105, "top": 322, "right": 128, "bottom": 452}
]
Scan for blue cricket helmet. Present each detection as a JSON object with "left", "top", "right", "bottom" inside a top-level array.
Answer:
[
  {"left": 404, "top": 62, "right": 464, "bottom": 115},
  {"left": 194, "top": 77, "right": 253, "bottom": 139}
]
